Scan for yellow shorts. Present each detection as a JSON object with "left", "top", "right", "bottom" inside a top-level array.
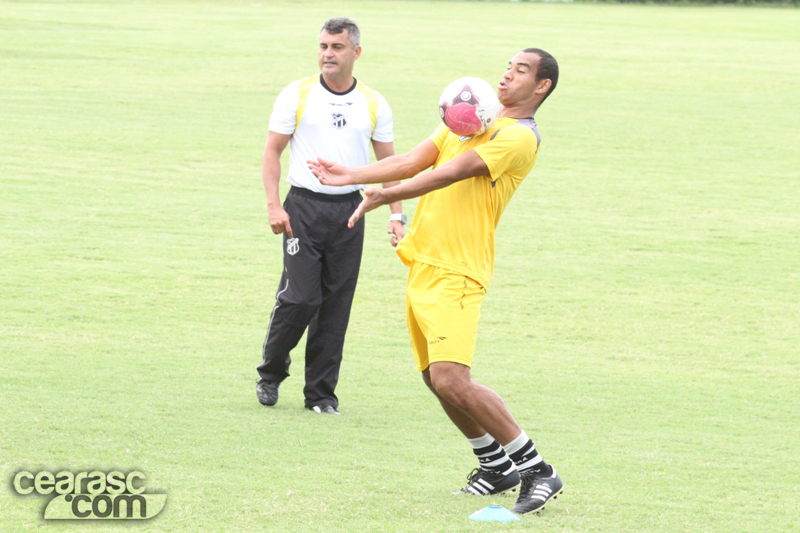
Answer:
[{"left": 406, "top": 261, "right": 487, "bottom": 372}]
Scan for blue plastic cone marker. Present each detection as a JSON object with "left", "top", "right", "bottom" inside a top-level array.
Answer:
[{"left": 469, "top": 505, "right": 521, "bottom": 522}]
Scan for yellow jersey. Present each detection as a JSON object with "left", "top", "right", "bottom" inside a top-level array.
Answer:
[{"left": 396, "top": 117, "right": 541, "bottom": 288}]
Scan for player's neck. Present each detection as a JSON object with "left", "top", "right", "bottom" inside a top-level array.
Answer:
[
  {"left": 322, "top": 73, "right": 356, "bottom": 94},
  {"left": 499, "top": 104, "right": 536, "bottom": 119}
]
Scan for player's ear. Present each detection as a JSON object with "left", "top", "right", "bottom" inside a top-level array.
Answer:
[
  {"left": 353, "top": 44, "right": 362, "bottom": 60},
  {"left": 535, "top": 78, "right": 552, "bottom": 96}
]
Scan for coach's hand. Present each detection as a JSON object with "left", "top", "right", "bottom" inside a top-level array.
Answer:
[
  {"left": 388, "top": 220, "right": 405, "bottom": 247},
  {"left": 307, "top": 158, "right": 351, "bottom": 186},
  {"left": 268, "top": 205, "right": 293, "bottom": 238},
  {"left": 348, "top": 187, "right": 385, "bottom": 228}
]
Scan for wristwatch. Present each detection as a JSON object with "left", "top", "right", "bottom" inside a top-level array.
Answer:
[{"left": 390, "top": 213, "right": 407, "bottom": 225}]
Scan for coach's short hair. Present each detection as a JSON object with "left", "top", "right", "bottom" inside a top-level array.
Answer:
[
  {"left": 321, "top": 18, "right": 360, "bottom": 48},
  {"left": 523, "top": 48, "right": 558, "bottom": 102}
]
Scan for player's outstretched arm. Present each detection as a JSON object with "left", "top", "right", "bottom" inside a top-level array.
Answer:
[
  {"left": 308, "top": 139, "right": 439, "bottom": 187},
  {"left": 346, "top": 149, "right": 490, "bottom": 228}
]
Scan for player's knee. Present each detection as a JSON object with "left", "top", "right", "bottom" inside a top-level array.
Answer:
[
  {"left": 421, "top": 369, "right": 434, "bottom": 391},
  {"left": 428, "top": 366, "right": 470, "bottom": 406}
]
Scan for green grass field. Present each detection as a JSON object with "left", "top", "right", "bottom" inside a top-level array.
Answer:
[{"left": 2, "top": 1, "right": 799, "bottom": 531}]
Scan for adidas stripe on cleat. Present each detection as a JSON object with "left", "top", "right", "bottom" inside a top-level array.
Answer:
[
  {"left": 454, "top": 467, "right": 520, "bottom": 495},
  {"left": 512, "top": 468, "right": 563, "bottom": 514}
]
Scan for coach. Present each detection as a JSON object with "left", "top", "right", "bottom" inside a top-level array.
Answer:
[{"left": 256, "top": 18, "right": 405, "bottom": 414}]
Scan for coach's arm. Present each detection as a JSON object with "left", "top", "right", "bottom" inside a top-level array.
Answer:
[{"left": 263, "top": 131, "right": 293, "bottom": 237}]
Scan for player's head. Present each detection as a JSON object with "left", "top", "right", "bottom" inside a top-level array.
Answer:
[
  {"left": 524, "top": 48, "right": 558, "bottom": 102},
  {"left": 318, "top": 18, "right": 362, "bottom": 82},
  {"left": 498, "top": 48, "right": 558, "bottom": 115}
]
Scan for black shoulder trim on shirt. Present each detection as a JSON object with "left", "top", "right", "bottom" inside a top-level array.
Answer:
[{"left": 319, "top": 74, "right": 358, "bottom": 96}]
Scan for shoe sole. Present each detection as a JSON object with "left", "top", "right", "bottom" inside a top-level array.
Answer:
[
  {"left": 513, "top": 487, "right": 564, "bottom": 515},
  {"left": 455, "top": 481, "right": 520, "bottom": 496},
  {"left": 498, "top": 482, "right": 521, "bottom": 495}
]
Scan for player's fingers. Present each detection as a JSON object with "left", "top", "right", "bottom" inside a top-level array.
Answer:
[
  {"left": 284, "top": 220, "right": 293, "bottom": 239},
  {"left": 348, "top": 205, "right": 365, "bottom": 228}
]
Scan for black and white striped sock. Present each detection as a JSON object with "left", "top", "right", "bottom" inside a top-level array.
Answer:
[
  {"left": 468, "top": 434, "right": 517, "bottom": 475},
  {"left": 504, "top": 432, "right": 552, "bottom": 476}
]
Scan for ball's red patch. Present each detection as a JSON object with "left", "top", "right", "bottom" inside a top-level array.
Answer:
[{"left": 444, "top": 102, "right": 482, "bottom": 136}]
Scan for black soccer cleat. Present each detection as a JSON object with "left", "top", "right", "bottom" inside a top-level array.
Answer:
[
  {"left": 454, "top": 467, "right": 520, "bottom": 495},
  {"left": 256, "top": 379, "right": 280, "bottom": 406},
  {"left": 512, "top": 468, "right": 563, "bottom": 514}
]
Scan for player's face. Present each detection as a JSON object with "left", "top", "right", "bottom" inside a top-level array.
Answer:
[
  {"left": 318, "top": 30, "right": 361, "bottom": 82},
  {"left": 498, "top": 52, "right": 541, "bottom": 108}
]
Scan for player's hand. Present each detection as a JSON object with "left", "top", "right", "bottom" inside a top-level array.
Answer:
[
  {"left": 268, "top": 205, "right": 293, "bottom": 238},
  {"left": 307, "top": 157, "right": 352, "bottom": 186},
  {"left": 388, "top": 220, "right": 405, "bottom": 247},
  {"left": 348, "top": 188, "right": 385, "bottom": 228}
]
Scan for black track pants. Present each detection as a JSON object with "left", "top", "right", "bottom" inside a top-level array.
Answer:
[{"left": 257, "top": 187, "right": 365, "bottom": 409}]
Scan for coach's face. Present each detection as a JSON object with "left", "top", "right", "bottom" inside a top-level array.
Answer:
[
  {"left": 498, "top": 51, "right": 548, "bottom": 109},
  {"left": 318, "top": 30, "right": 361, "bottom": 82}
]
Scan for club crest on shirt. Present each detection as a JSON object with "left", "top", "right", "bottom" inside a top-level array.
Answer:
[
  {"left": 329, "top": 102, "right": 353, "bottom": 130},
  {"left": 331, "top": 113, "right": 347, "bottom": 129}
]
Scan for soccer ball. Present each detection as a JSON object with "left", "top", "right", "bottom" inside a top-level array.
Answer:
[{"left": 438, "top": 77, "right": 500, "bottom": 136}]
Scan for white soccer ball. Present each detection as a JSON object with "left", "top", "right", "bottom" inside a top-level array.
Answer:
[{"left": 438, "top": 76, "right": 500, "bottom": 136}]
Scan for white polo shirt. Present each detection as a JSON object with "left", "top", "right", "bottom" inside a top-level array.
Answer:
[{"left": 268, "top": 75, "right": 394, "bottom": 195}]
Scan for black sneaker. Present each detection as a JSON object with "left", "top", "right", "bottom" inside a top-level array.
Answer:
[
  {"left": 512, "top": 468, "right": 563, "bottom": 514},
  {"left": 453, "top": 467, "right": 520, "bottom": 495},
  {"left": 256, "top": 379, "right": 279, "bottom": 406},
  {"left": 307, "top": 405, "right": 340, "bottom": 415}
]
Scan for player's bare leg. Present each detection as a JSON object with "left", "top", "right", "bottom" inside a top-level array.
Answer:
[
  {"left": 424, "top": 361, "right": 563, "bottom": 511},
  {"left": 426, "top": 362, "right": 520, "bottom": 444},
  {"left": 421, "top": 368, "right": 486, "bottom": 438},
  {"left": 421, "top": 363, "right": 520, "bottom": 494},
  {"left": 422, "top": 366, "right": 521, "bottom": 495}
]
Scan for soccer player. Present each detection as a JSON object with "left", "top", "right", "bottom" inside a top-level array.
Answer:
[
  {"left": 308, "top": 48, "right": 562, "bottom": 513},
  {"left": 256, "top": 18, "right": 406, "bottom": 415}
]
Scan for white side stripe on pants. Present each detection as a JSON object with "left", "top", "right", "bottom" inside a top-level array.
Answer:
[{"left": 262, "top": 270, "right": 290, "bottom": 353}]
